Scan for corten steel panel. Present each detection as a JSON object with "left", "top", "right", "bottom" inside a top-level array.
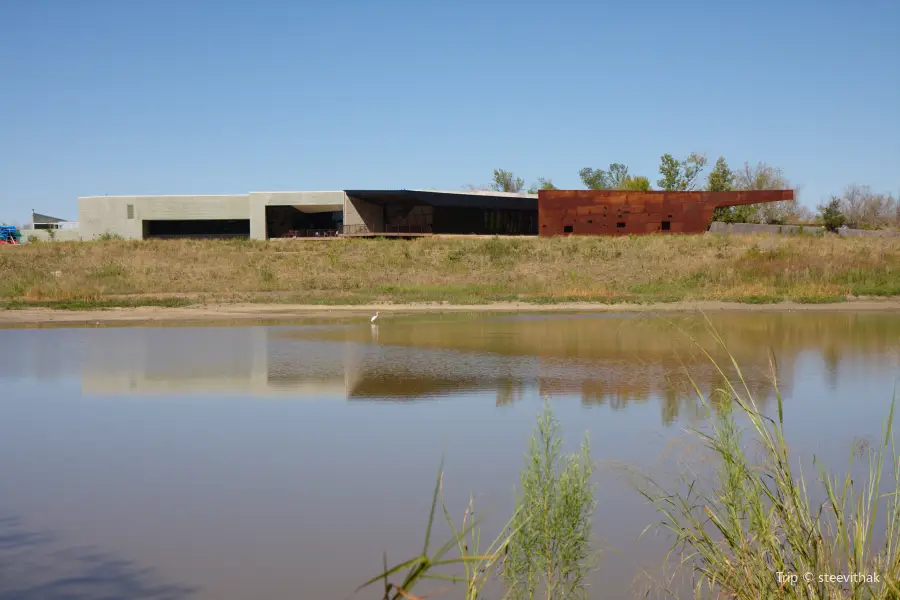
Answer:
[{"left": 538, "top": 190, "right": 794, "bottom": 237}]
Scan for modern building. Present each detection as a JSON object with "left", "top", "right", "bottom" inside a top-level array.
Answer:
[
  {"left": 76, "top": 189, "right": 538, "bottom": 240},
  {"left": 68, "top": 188, "right": 794, "bottom": 241},
  {"left": 537, "top": 189, "right": 795, "bottom": 236}
]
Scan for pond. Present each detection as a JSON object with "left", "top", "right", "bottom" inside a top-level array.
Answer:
[{"left": 0, "top": 311, "right": 897, "bottom": 599}]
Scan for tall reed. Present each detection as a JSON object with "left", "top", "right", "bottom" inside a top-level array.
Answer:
[
  {"left": 358, "top": 403, "right": 596, "bottom": 600},
  {"left": 634, "top": 319, "right": 900, "bottom": 598},
  {"left": 503, "top": 402, "right": 597, "bottom": 600},
  {"left": 355, "top": 457, "right": 522, "bottom": 600}
]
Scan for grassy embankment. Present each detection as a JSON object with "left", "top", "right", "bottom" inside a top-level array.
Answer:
[{"left": 2, "top": 233, "right": 900, "bottom": 309}]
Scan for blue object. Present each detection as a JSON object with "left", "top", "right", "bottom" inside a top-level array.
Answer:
[{"left": 0, "top": 225, "right": 21, "bottom": 242}]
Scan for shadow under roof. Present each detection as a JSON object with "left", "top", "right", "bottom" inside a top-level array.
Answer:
[{"left": 344, "top": 189, "right": 538, "bottom": 211}]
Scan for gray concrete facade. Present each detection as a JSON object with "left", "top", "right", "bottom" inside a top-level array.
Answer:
[
  {"left": 68, "top": 189, "right": 538, "bottom": 241},
  {"left": 342, "top": 195, "right": 384, "bottom": 234},
  {"left": 78, "top": 191, "right": 347, "bottom": 240},
  {"left": 79, "top": 194, "right": 251, "bottom": 240}
]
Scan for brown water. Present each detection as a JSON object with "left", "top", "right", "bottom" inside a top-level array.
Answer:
[{"left": 1, "top": 311, "right": 898, "bottom": 599}]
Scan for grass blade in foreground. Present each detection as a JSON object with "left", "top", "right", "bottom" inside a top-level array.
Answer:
[
  {"left": 633, "top": 318, "right": 900, "bottom": 599},
  {"left": 355, "top": 463, "right": 521, "bottom": 600}
]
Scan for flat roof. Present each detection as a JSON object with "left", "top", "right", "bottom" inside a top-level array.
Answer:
[{"left": 78, "top": 189, "right": 540, "bottom": 211}]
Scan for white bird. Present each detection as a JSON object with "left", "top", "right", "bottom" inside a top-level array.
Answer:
[{"left": 370, "top": 311, "right": 380, "bottom": 324}]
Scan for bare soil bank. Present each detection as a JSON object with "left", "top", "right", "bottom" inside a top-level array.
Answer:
[{"left": 3, "top": 299, "right": 900, "bottom": 327}]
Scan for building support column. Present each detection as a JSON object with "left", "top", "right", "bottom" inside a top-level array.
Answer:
[{"left": 249, "top": 193, "right": 267, "bottom": 240}]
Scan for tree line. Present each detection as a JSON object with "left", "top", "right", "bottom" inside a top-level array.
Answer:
[{"left": 474, "top": 153, "right": 898, "bottom": 230}]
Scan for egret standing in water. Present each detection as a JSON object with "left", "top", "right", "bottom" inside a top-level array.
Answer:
[{"left": 370, "top": 311, "right": 380, "bottom": 324}]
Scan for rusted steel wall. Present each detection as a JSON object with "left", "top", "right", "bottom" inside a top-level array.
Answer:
[{"left": 537, "top": 190, "right": 794, "bottom": 236}]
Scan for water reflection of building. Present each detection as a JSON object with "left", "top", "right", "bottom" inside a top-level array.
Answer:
[
  {"left": 77, "top": 327, "right": 535, "bottom": 404},
  {"left": 80, "top": 327, "right": 349, "bottom": 397},
  {"left": 75, "top": 323, "right": 792, "bottom": 420},
  {"left": 4, "top": 311, "right": 895, "bottom": 425}
]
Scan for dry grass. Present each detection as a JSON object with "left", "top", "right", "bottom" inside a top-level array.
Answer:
[{"left": 2, "top": 234, "right": 900, "bottom": 308}]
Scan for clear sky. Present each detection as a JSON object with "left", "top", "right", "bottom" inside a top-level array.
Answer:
[{"left": 1, "top": 0, "right": 898, "bottom": 223}]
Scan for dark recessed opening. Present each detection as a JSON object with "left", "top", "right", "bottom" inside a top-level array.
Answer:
[
  {"left": 661, "top": 221, "right": 671, "bottom": 231},
  {"left": 616, "top": 222, "right": 626, "bottom": 229},
  {"left": 587, "top": 219, "right": 593, "bottom": 224},
  {"left": 144, "top": 219, "right": 250, "bottom": 239},
  {"left": 668, "top": 215, "right": 673, "bottom": 218},
  {"left": 563, "top": 225, "right": 574, "bottom": 233},
  {"left": 266, "top": 206, "right": 342, "bottom": 238}
]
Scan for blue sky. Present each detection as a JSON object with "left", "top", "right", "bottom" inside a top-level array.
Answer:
[{"left": 1, "top": 0, "right": 898, "bottom": 223}]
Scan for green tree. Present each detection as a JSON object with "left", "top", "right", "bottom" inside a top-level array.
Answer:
[
  {"left": 707, "top": 157, "right": 752, "bottom": 223},
  {"left": 620, "top": 175, "right": 651, "bottom": 191},
  {"left": 818, "top": 197, "right": 846, "bottom": 232},
  {"left": 707, "top": 157, "right": 735, "bottom": 192},
  {"left": 656, "top": 152, "right": 707, "bottom": 191},
  {"left": 491, "top": 169, "right": 525, "bottom": 193},
  {"left": 579, "top": 163, "right": 628, "bottom": 190},
  {"left": 580, "top": 164, "right": 650, "bottom": 191},
  {"left": 527, "top": 177, "right": 559, "bottom": 194}
]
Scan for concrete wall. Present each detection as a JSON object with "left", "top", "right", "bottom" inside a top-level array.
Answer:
[
  {"left": 708, "top": 222, "right": 825, "bottom": 235},
  {"left": 343, "top": 195, "right": 384, "bottom": 234},
  {"left": 138, "top": 195, "right": 248, "bottom": 220},
  {"left": 708, "top": 222, "right": 900, "bottom": 238},
  {"left": 80, "top": 196, "right": 145, "bottom": 239},
  {"left": 837, "top": 228, "right": 900, "bottom": 238},
  {"left": 22, "top": 228, "right": 84, "bottom": 242},
  {"left": 79, "top": 195, "right": 250, "bottom": 240}
]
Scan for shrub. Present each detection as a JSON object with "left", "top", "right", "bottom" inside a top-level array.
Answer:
[
  {"left": 503, "top": 402, "right": 597, "bottom": 600},
  {"left": 819, "top": 197, "right": 846, "bottom": 233},
  {"left": 359, "top": 403, "right": 596, "bottom": 600}
]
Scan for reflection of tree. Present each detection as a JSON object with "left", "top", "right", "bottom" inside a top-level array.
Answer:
[
  {"left": 661, "top": 386, "right": 679, "bottom": 426},
  {"left": 0, "top": 517, "right": 198, "bottom": 600},
  {"left": 496, "top": 379, "right": 525, "bottom": 406},
  {"left": 823, "top": 345, "right": 841, "bottom": 391},
  {"left": 540, "top": 356, "right": 782, "bottom": 425},
  {"left": 292, "top": 311, "right": 900, "bottom": 425}
]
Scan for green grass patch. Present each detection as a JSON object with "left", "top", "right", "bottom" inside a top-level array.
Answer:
[
  {"left": 848, "top": 283, "right": 900, "bottom": 297},
  {"left": 88, "top": 263, "right": 128, "bottom": 280},
  {"left": 517, "top": 294, "right": 643, "bottom": 305},
  {"left": 791, "top": 295, "right": 846, "bottom": 304},
  {"left": 370, "top": 283, "right": 519, "bottom": 303},
  {"left": 724, "top": 294, "right": 784, "bottom": 305},
  {"left": 0, "top": 297, "right": 194, "bottom": 310}
]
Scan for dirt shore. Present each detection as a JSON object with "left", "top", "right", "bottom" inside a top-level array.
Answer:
[{"left": 2, "top": 299, "right": 900, "bottom": 327}]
